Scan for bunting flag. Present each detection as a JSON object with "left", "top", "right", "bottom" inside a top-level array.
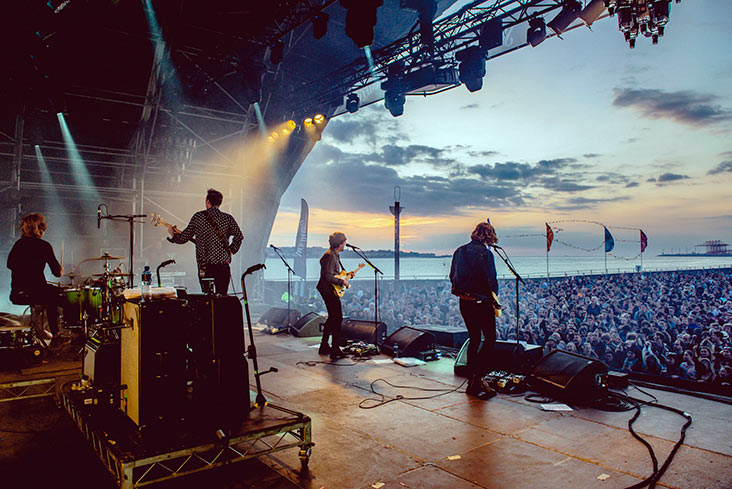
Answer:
[
  {"left": 546, "top": 223, "right": 554, "bottom": 252},
  {"left": 640, "top": 229, "right": 648, "bottom": 253},
  {"left": 604, "top": 226, "right": 615, "bottom": 253},
  {"left": 293, "top": 199, "right": 309, "bottom": 278}
]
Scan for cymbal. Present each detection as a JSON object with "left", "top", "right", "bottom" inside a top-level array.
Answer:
[
  {"left": 86, "top": 254, "right": 125, "bottom": 261},
  {"left": 92, "top": 272, "right": 131, "bottom": 277}
]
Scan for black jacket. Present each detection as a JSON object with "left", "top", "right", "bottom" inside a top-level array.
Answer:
[
  {"left": 449, "top": 239, "right": 498, "bottom": 300},
  {"left": 7, "top": 236, "right": 62, "bottom": 303},
  {"left": 316, "top": 249, "right": 346, "bottom": 293}
]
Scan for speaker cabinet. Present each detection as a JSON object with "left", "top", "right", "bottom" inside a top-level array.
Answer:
[
  {"left": 380, "top": 326, "right": 436, "bottom": 357},
  {"left": 454, "top": 339, "right": 544, "bottom": 376},
  {"left": 413, "top": 324, "right": 469, "bottom": 348},
  {"left": 187, "top": 295, "right": 250, "bottom": 426},
  {"left": 289, "top": 311, "right": 326, "bottom": 337},
  {"left": 259, "top": 307, "right": 301, "bottom": 328},
  {"left": 340, "top": 319, "right": 387, "bottom": 346},
  {"left": 84, "top": 336, "right": 120, "bottom": 386},
  {"left": 121, "top": 299, "right": 190, "bottom": 429},
  {"left": 529, "top": 350, "right": 609, "bottom": 404}
]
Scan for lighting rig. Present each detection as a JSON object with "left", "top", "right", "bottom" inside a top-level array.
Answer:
[{"left": 605, "top": 0, "right": 678, "bottom": 48}]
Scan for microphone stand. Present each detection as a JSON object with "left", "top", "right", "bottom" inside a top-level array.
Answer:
[
  {"left": 271, "top": 245, "right": 295, "bottom": 330},
  {"left": 348, "top": 246, "right": 383, "bottom": 327},
  {"left": 240, "top": 264, "right": 273, "bottom": 409},
  {"left": 156, "top": 259, "right": 175, "bottom": 287},
  {"left": 100, "top": 211, "right": 147, "bottom": 288},
  {"left": 491, "top": 245, "right": 525, "bottom": 353}
]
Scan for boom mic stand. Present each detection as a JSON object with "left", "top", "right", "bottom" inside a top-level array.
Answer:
[
  {"left": 99, "top": 206, "right": 147, "bottom": 288},
  {"left": 348, "top": 246, "right": 383, "bottom": 327},
  {"left": 491, "top": 245, "right": 525, "bottom": 360},
  {"left": 270, "top": 245, "right": 295, "bottom": 331},
  {"left": 240, "top": 263, "right": 276, "bottom": 409}
]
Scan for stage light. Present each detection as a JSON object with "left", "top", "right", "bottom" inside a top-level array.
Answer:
[
  {"left": 304, "top": 117, "right": 314, "bottom": 127},
  {"left": 478, "top": 18, "right": 503, "bottom": 51},
  {"left": 267, "top": 135, "right": 275, "bottom": 143},
  {"left": 384, "top": 90, "right": 405, "bottom": 117},
  {"left": 547, "top": 0, "right": 582, "bottom": 36},
  {"left": 527, "top": 17, "right": 547, "bottom": 47},
  {"left": 270, "top": 41, "right": 284, "bottom": 64},
  {"left": 340, "top": 0, "right": 383, "bottom": 48},
  {"left": 346, "top": 93, "right": 360, "bottom": 113},
  {"left": 270, "top": 131, "right": 280, "bottom": 140},
  {"left": 313, "top": 11, "right": 329, "bottom": 39},
  {"left": 579, "top": 0, "right": 606, "bottom": 27},
  {"left": 281, "top": 128, "right": 290, "bottom": 136},
  {"left": 286, "top": 119, "right": 297, "bottom": 130},
  {"left": 240, "top": 57, "right": 265, "bottom": 105},
  {"left": 455, "top": 46, "right": 486, "bottom": 93},
  {"left": 314, "top": 114, "right": 325, "bottom": 124}
]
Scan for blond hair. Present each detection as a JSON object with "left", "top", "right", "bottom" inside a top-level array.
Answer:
[{"left": 20, "top": 213, "right": 48, "bottom": 238}]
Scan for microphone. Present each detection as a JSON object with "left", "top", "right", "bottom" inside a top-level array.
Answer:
[
  {"left": 488, "top": 243, "right": 503, "bottom": 250},
  {"left": 345, "top": 243, "right": 360, "bottom": 249},
  {"left": 159, "top": 259, "right": 175, "bottom": 268},
  {"left": 97, "top": 205, "right": 101, "bottom": 229},
  {"left": 244, "top": 263, "right": 266, "bottom": 277},
  {"left": 269, "top": 244, "right": 280, "bottom": 250}
]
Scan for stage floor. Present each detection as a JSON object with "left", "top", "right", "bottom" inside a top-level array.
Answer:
[{"left": 2, "top": 331, "right": 731, "bottom": 489}]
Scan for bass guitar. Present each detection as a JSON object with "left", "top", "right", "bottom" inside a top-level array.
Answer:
[
  {"left": 332, "top": 263, "right": 365, "bottom": 298},
  {"left": 150, "top": 213, "right": 196, "bottom": 244}
]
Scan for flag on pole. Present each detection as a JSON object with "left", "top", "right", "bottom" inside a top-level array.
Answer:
[
  {"left": 640, "top": 230, "right": 648, "bottom": 253},
  {"left": 293, "top": 199, "right": 309, "bottom": 278},
  {"left": 546, "top": 223, "right": 554, "bottom": 252},
  {"left": 604, "top": 226, "right": 615, "bottom": 253}
]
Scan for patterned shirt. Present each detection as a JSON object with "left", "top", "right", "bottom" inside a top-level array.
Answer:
[{"left": 171, "top": 207, "right": 243, "bottom": 268}]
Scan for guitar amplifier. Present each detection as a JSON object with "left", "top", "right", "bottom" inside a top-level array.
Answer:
[{"left": 120, "top": 299, "right": 190, "bottom": 429}]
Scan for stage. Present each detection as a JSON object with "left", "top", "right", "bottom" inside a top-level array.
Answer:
[{"left": 1, "top": 331, "right": 731, "bottom": 489}]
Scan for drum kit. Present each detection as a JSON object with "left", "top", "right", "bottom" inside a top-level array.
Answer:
[{"left": 57, "top": 253, "right": 130, "bottom": 335}]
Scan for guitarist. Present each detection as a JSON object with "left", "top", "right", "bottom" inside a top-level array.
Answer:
[
  {"left": 450, "top": 220, "right": 500, "bottom": 400},
  {"left": 316, "top": 232, "right": 352, "bottom": 360},
  {"left": 167, "top": 188, "right": 243, "bottom": 295}
]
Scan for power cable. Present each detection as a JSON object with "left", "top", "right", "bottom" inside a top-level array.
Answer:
[{"left": 359, "top": 377, "right": 468, "bottom": 409}]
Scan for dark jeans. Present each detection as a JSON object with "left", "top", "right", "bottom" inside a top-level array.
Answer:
[
  {"left": 459, "top": 298, "right": 496, "bottom": 377},
  {"left": 11, "top": 284, "right": 60, "bottom": 335},
  {"left": 317, "top": 285, "right": 342, "bottom": 348},
  {"left": 199, "top": 263, "right": 231, "bottom": 295}
]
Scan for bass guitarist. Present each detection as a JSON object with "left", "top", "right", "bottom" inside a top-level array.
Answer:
[
  {"left": 450, "top": 220, "right": 501, "bottom": 400},
  {"left": 167, "top": 188, "right": 243, "bottom": 295},
  {"left": 316, "top": 232, "right": 352, "bottom": 360}
]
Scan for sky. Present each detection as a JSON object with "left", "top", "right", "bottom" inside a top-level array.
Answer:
[{"left": 268, "top": 0, "right": 732, "bottom": 258}]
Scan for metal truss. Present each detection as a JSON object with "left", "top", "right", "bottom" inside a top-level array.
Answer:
[
  {"left": 0, "top": 378, "right": 56, "bottom": 402},
  {"left": 290, "top": 0, "right": 569, "bottom": 109},
  {"left": 62, "top": 388, "right": 313, "bottom": 489}
]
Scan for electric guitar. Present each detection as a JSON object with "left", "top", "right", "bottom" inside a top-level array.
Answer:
[
  {"left": 332, "top": 263, "right": 365, "bottom": 297},
  {"left": 453, "top": 289, "right": 502, "bottom": 317},
  {"left": 150, "top": 213, "right": 196, "bottom": 244}
]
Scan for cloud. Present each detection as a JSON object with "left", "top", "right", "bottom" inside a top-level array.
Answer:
[
  {"left": 460, "top": 103, "right": 479, "bottom": 110},
  {"left": 537, "top": 177, "right": 595, "bottom": 192},
  {"left": 657, "top": 172, "right": 689, "bottom": 183},
  {"left": 583, "top": 153, "right": 601, "bottom": 159},
  {"left": 625, "top": 181, "right": 640, "bottom": 188},
  {"left": 325, "top": 118, "right": 380, "bottom": 144},
  {"left": 708, "top": 161, "right": 732, "bottom": 175},
  {"left": 596, "top": 172, "right": 629, "bottom": 185},
  {"left": 613, "top": 88, "right": 732, "bottom": 127},
  {"left": 554, "top": 196, "right": 630, "bottom": 210},
  {"left": 368, "top": 143, "right": 456, "bottom": 167}
]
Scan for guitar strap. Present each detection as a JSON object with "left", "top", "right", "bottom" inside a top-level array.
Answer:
[{"left": 203, "top": 210, "right": 232, "bottom": 262}]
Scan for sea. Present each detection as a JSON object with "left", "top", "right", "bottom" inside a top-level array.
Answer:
[{"left": 263, "top": 255, "right": 732, "bottom": 282}]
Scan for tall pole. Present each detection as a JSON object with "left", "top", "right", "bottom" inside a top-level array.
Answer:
[{"left": 389, "top": 186, "right": 404, "bottom": 282}]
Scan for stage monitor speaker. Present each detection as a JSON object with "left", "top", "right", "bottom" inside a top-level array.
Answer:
[
  {"left": 380, "top": 326, "right": 436, "bottom": 358},
  {"left": 259, "top": 307, "right": 301, "bottom": 328},
  {"left": 84, "top": 336, "right": 120, "bottom": 386},
  {"left": 529, "top": 350, "right": 608, "bottom": 404},
  {"left": 454, "top": 339, "right": 544, "bottom": 377},
  {"left": 289, "top": 312, "right": 326, "bottom": 337},
  {"left": 414, "top": 324, "right": 468, "bottom": 349},
  {"left": 340, "top": 319, "right": 387, "bottom": 346}
]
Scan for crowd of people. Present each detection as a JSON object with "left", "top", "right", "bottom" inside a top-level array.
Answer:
[{"left": 316, "top": 267, "right": 732, "bottom": 391}]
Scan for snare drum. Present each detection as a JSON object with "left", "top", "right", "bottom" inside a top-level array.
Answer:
[
  {"left": 0, "top": 326, "right": 34, "bottom": 348},
  {"left": 60, "top": 288, "right": 84, "bottom": 327},
  {"left": 83, "top": 287, "right": 103, "bottom": 324}
]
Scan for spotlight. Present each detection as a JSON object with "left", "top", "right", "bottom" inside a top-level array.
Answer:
[
  {"left": 314, "top": 114, "right": 325, "bottom": 124},
  {"left": 384, "top": 90, "right": 405, "bottom": 117},
  {"left": 270, "top": 131, "right": 280, "bottom": 140},
  {"left": 270, "top": 41, "right": 284, "bottom": 64},
  {"left": 267, "top": 135, "right": 275, "bottom": 143},
  {"left": 240, "top": 61, "right": 265, "bottom": 105},
  {"left": 579, "top": 0, "right": 606, "bottom": 27},
  {"left": 527, "top": 17, "right": 547, "bottom": 47},
  {"left": 281, "top": 128, "right": 291, "bottom": 136},
  {"left": 478, "top": 18, "right": 503, "bottom": 51},
  {"left": 547, "top": 0, "right": 582, "bottom": 36},
  {"left": 313, "top": 11, "right": 329, "bottom": 39},
  {"left": 286, "top": 119, "right": 297, "bottom": 130},
  {"left": 346, "top": 93, "right": 360, "bottom": 113},
  {"left": 340, "top": 0, "right": 383, "bottom": 48},
  {"left": 304, "top": 117, "right": 314, "bottom": 127},
  {"left": 455, "top": 46, "right": 486, "bottom": 93}
]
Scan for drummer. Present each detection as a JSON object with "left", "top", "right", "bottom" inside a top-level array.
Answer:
[{"left": 7, "top": 213, "right": 64, "bottom": 346}]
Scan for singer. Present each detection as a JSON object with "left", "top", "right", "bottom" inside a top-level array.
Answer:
[
  {"left": 316, "top": 231, "right": 351, "bottom": 360},
  {"left": 167, "top": 188, "right": 243, "bottom": 294},
  {"left": 450, "top": 220, "right": 500, "bottom": 400}
]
